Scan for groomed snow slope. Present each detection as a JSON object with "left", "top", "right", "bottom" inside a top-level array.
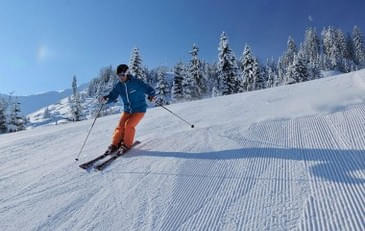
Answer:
[{"left": 1, "top": 70, "right": 365, "bottom": 230}]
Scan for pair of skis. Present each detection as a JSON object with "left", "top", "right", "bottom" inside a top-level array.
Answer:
[{"left": 79, "top": 141, "right": 141, "bottom": 171}]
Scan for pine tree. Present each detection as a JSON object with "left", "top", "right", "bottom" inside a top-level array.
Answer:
[
  {"left": 287, "top": 52, "right": 309, "bottom": 83},
  {"left": 182, "top": 63, "right": 194, "bottom": 101},
  {"left": 321, "top": 26, "right": 346, "bottom": 70},
  {"left": 71, "top": 75, "right": 82, "bottom": 121},
  {"left": 0, "top": 99, "right": 7, "bottom": 133},
  {"left": 8, "top": 98, "right": 25, "bottom": 132},
  {"left": 279, "top": 36, "right": 298, "bottom": 83},
  {"left": 129, "top": 47, "right": 147, "bottom": 81},
  {"left": 206, "top": 62, "right": 219, "bottom": 95},
  {"left": 277, "top": 57, "right": 286, "bottom": 85},
  {"left": 95, "top": 66, "right": 118, "bottom": 98},
  {"left": 352, "top": 26, "right": 365, "bottom": 66},
  {"left": 345, "top": 33, "right": 355, "bottom": 60},
  {"left": 43, "top": 107, "right": 51, "bottom": 119},
  {"left": 155, "top": 71, "right": 170, "bottom": 105},
  {"left": 321, "top": 26, "right": 335, "bottom": 70},
  {"left": 336, "top": 28, "right": 348, "bottom": 72},
  {"left": 283, "top": 36, "right": 298, "bottom": 68},
  {"left": 217, "top": 32, "right": 239, "bottom": 95},
  {"left": 303, "top": 27, "right": 320, "bottom": 64},
  {"left": 308, "top": 56, "right": 322, "bottom": 80},
  {"left": 240, "top": 45, "right": 260, "bottom": 91},
  {"left": 172, "top": 62, "right": 184, "bottom": 102},
  {"left": 188, "top": 44, "right": 206, "bottom": 98},
  {"left": 265, "top": 58, "right": 278, "bottom": 88},
  {"left": 254, "top": 58, "right": 265, "bottom": 90},
  {"left": 211, "top": 86, "right": 221, "bottom": 97}
]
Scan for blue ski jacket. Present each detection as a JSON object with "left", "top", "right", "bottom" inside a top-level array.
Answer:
[{"left": 106, "top": 75, "right": 155, "bottom": 113}]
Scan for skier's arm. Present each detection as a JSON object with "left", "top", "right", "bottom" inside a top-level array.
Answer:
[
  {"left": 141, "top": 80, "right": 155, "bottom": 98},
  {"left": 144, "top": 83, "right": 156, "bottom": 102},
  {"left": 104, "top": 84, "right": 120, "bottom": 104}
]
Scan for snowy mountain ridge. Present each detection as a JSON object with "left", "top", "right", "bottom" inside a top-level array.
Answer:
[
  {"left": 0, "top": 83, "right": 88, "bottom": 115},
  {"left": 0, "top": 69, "right": 364, "bottom": 230}
]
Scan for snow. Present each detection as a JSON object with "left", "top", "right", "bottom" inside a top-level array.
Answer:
[
  {"left": 0, "top": 83, "right": 88, "bottom": 115},
  {"left": 27, "top": 91, "right": 123, "bottom": 128},
  {"left": 1, "top": 69, "right": 365, "bottom": 230}
]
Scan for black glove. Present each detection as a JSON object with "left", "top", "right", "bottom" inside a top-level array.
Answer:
[
  {"left": 148, "top": 95, "right": 155, "bottom": 102},
  {"left": 98, "top": 96, "right": 108, "bottom": 104}
]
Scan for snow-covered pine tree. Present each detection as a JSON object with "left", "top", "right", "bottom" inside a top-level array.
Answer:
[
  {"left": 265, "top": 57, "right": 278, "bottom": 88},
  {"left": 283, "top": 36, "right": 298, "bottom": 69},
  {"left": 90, "top": 66, "right": 119, "bottom": 117},
  {"left": 8, "top": 98, "right": 25, "bottom": 132},
  {"left": 321, "top": 26, "right": 346, "bottom": 71},
  {"left": 71, "top": 75, "right": 82, "bottom": 121},
  {"left": 0, "top": 99, "right": 7, "bottom": 133},
  {"left": 72, "top": 75, "right": 77, "bottom": 97},
  {"left": 321, "top": 26, "right": 334, "bottom": 70},
  {"left": 87, "top": 78, "right": 100, "bottom": 97},
  {"left": 43, "top": 107, "right": 51, "bottom": 119},
  {"left": 302, "top": 27, "right": 323, "bottom": 79},
  {"left": 254, "top": 58, "right": 265, "bottom": 90},
  {"left": 345, "top": 32, "right": 355, "bottom": 61},
  {"left": 188, "top": 44, "right": 206, "bottom": 98},
  {"left": 308, "top": 56, "right": 322, "bottom": 80},
  {"left": 344, "top": 32, "right": 357, "bottom": 72},
  {"left": 352, "top": 26, "right": 365, "bottom": 66},
  {"left": 206, "top": 62, "right": 219, "bottom": 95},
  {"left": 277, "top": 36, "right": 298, "bottom": 84},
  {"left": 182, "top": 62, "right": 194, "bottom": 101},
  {"left": 129, "top": 47, "right": 147, "bottom": 81},
  {"left": 303, "top": 27, "right": 320, "bottom": 65},
  {"left": 211, "top": 86, "right": 220, "bottom": 97},
  {"left": 287, "top": 52, "right": 309, "bottom": 83},
  {"left": 277, "top": 57, "right": 286, "bottom": 86},
  {"left": 171, "top": 62, "right": 184, "bottom": 102},
  {"left": 240, "top": 44, "right": 260, "bottom": 91},
  {"left": 95, "top": 66, "right": 118, "bottom": 99},
  {"left": 155, "top": 71, "right": 170, "bottom": 105},
  {"left": 336, "top": 28, "right": 349, "bottom": 72},
  {"left": 143, "top": 66, "right": 152, "bottom": 84},
  {"left": 217, "top": 32, "right": 239, "bottom": 95},
  {"left": 261, "top": 60, "right": 269, "bottom": 86}
]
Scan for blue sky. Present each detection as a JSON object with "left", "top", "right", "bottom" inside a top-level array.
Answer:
[{"left": 1, "top": 0, "right": 365, "bottom": 95}]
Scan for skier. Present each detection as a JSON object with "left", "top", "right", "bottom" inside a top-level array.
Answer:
[{"left": 99, "top": 64, "right": 155, "bottom": 153}]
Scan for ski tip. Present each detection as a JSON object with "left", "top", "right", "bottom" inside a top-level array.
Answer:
[{"left": 79, "top": 165, "right": 88, "bottom": 170}]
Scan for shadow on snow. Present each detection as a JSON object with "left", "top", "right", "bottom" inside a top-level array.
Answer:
[{"left": 125, "top": 147, "right": 365, "bottom": 185}]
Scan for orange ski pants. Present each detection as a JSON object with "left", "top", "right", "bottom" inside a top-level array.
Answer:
[{"left": 112, "top": 112, "right": 145, "bottom": 148}]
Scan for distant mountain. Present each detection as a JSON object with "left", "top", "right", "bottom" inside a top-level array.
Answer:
[{"left": 0, "top": 83, "right": 88, "bottom": 115}]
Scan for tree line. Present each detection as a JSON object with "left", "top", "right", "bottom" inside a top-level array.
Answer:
[
  {"left": 89, "top": 25, "right": 365, "bottom": 106},
  {"left": 3, "top": 24, "right": 363, "bottom": 132}
]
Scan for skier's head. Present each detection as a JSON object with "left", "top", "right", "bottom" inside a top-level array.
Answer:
[
  {"left": 116, "top": 64, "right": 129, "bottom": 82},
  {"left": 116, "top": 64, "right": 129, "bottom": 75}
]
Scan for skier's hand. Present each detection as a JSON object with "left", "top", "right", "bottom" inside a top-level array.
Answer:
[
  {"left": 148, "top": 95, "right": 155, "bottom": 102},
  {"left": 98, "top": 96, "right": 108, "bottom": 104}
]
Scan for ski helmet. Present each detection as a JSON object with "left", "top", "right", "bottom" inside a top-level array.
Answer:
[{"left": 116, "top": 64, "right": 129, "bottom": 74}]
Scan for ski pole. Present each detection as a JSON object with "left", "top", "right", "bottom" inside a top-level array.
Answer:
[
  {"left": 155, "top": 102, "right": 195, "bottom": 128},
  {"left": 75, "top": 104, "right": 104, "bottom": 161}
]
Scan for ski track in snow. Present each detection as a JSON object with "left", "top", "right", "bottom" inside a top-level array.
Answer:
[{"left": 1, "top": 73, "right": 365, "bottom": 230}]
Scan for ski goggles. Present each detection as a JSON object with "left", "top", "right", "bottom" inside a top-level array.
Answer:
[{"left": 118, "top": 72, "right": 128, "bottom": 77}]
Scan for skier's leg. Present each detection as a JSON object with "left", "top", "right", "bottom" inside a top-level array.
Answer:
[
  {"left": 112, "top": 112, "right": 131, "bottom": 146},
  {"left": 124, "top": 113, "right": 145, "bottom": 148}
]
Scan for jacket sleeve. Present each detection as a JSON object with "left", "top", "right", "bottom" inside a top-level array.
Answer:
[
  {"left": 105, "top": 83, "right": 120, "bottom": 104},
  {"left": 139, "top": 80, "right": 155, "bottom": 97}
]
